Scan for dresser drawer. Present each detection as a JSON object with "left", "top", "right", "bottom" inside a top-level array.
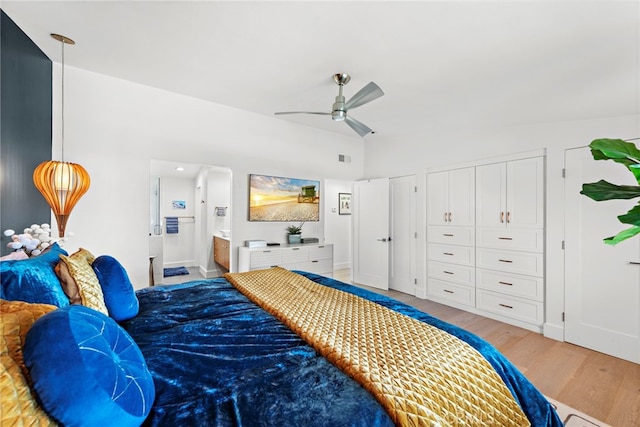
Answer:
[
  {"left": 476, "top": 228, "right": 543, "bottom": 252},
  {"left": 295, "top": 259, "right": 333, "bottom": 275},
  {"left": 308, "top": 245, "right": 333, "bottom": 261},
  {"left": 476, "top": 269, "right": 543, "bottom": 302},
  {"left": 476, "top": 289, "right": 543, "bottom": 325},
  {"left": 428, "top": 243, "right": 475, "bottom": 267},
  {"left": 281, "top": 246, "right": 309, "bottom": 263},
  {"left": 428, "top": 279, "right": 475, "bottom": 307},
  {"left": 428, "top": 226, "right": 475, "bottom": 246},
  {"left": 249, "top": 250, "right": 282, "bottom": 269},
  {"left": 428, "top": 261, "right": 475, "bottom": 287},
  {"left": 476, "top": 248, "right": 543, "bottom": 277}
]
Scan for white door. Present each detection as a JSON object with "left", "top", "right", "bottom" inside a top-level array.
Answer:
[
  {"left": 427, "top": 171, "right": 448, "bottom": 226},
  {"left": 476, "top": 162, "right": 506, "bottom": 228},
  {"left": 353, "top": 178, "right": 390, "bottom": 290},
  {"left": 507, "top": 157, "right": 544, "bottom": 229},
  {"left": 448, "top": 167, "right": 475, "bottom": 226},
  {"left": 565, "top": 147, "right": 640, "bottom": 363},
  {"left": 390, "top": 175, "right": 416, "bottom": 294}
]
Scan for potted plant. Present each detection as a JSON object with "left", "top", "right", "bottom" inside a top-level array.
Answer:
[
  {"left": 286, "top": 223, "right": 304, "bottom": 244},
  {"left": 580, "top": 138, "right": 640, "bottom": 244}
]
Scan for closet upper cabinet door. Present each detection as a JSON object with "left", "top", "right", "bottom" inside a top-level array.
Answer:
[
  {"left": 476, "top": 162, "right": 507, "bottom": 228},
  {"left": 427, "top": 171, "right": 449, "bottom": 226},
  {"left": 506, "top": 157, "right": 544, "bottom": 229},
  {"left": 448, "top": 167, "right": 475, "bottom": 227}
]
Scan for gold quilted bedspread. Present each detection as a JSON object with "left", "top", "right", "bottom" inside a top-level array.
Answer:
[
  {"left": 1, "top": 299, "right": 57, "bottom": 426},
  {"left": 225, "top": 268, "right": 530, "bottom": 426}
]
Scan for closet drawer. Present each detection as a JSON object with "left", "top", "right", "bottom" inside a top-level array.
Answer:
[
  {"left": 476, "top": 228, "right": 543, "bottom": 252},
  {"left": 428, "top": 226, "right": 474, "bottom": 246},
  {"left": 281, "top": 246, "right": 309, "bottom": 263},
  {"left": 428, "top": 279, "right": 475, "bottom": 307},
  {"left": 428, "top": 244, "right": 475, "bottom": 267},
  {"left": 308, "top": 245, "right": 333, "bottom": 261},
  {"left": 428, "top": 261, "right": 475, "bottom": 287},
  {"left": 249, "top": 250, "right": 282, "bottom": 269},
  {"left": 476, "top": 269, "right": 543, "bottom": 302},
  {"left": 476, "top": 248, "right": 543, "bottom": 277},
  {"left": 476, "top": 289, "right": 543, "bottom": 325}
]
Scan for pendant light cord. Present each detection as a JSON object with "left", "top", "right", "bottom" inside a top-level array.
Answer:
[{"left": 61, "top": 37, "right": 65, "bottom": 163}]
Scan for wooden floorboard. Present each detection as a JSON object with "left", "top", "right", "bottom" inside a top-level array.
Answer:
[{"left": 334, "top": 269, "right": 640, "bottom": 427}]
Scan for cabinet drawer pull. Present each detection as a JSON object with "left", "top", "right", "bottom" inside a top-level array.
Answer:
[
  {"left": 443, "top": 271, "right": 454, "bottom": 275},
  {"left": 444, "top": 289, "right": 454, "bottom": 294},
  {"left": 263, "top": 250, "right": 271, "bottom": 253},
  {"left": 444, "top": 212, "right": 448, "bottom": 222},
  {"left": 443, "top": 233, "right": 454, "bottom": 237},
  {"left": 498, "top": 281, "right": 513, "bottom": 286},
  {"left": 507, "top": 212, "right": 511, "bottom": 223},
  {"left": 499, "top": 303, "right": 513, "bottom": 309},
  {"left": 448, "top": 212, "right": 452, "bottom": 222},
  {"left": 292, "top": 248, "right": 300, "bottom": 251},
  {"left": 498, "top": 237, "right": 513, "bottom": 240},
  {"left": 499, "top": 259, "right": 513, "bottom": 263},
  {"left": 443, "top": 252, "right": 454, "bottom": 256},
  {"left": 629, "top": 261, "right": 640, "bottom": 265},
  {"left": 500, "top": 212, "right": 505, "bottom": 223},
  {"left": 318, "top": 245, "right": 324, "bottom": 248},
  {"left": 311, "top": 260, "right": 319, "bottom": 263}
]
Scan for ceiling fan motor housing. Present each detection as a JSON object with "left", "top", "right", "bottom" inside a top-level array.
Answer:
[{"left": 331, "top": 95, "right": 346, "bottom": 121}]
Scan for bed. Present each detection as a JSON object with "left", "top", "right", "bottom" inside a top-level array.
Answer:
[
  {"left": 122, "top": 268, "right": 561, "bottom": 426},
  {"left": 1, "top": 245, "right": 561, "bottom": 426}
]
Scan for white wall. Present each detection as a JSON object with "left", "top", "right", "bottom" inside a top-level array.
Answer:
[
  {"left": 363, "top": 114, "right": 640, "bottom": 340},
  {"left": 53, "top": 65, "right": 364, "bottom": 289},
  {"left": 324, "top": 179, "right": 353, "bottom": 270}
]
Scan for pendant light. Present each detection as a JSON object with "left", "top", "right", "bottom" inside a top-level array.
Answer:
[{"left": 33, "top": 34, "right": 90, "bottom": 238}]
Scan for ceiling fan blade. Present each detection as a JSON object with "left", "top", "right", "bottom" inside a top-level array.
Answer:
[
  {"left": 274, "top": 111, "right": 330, "bottom": 115},
  {"left": 345, "top": 115, "right": 374, "bottom": 137},
  {"left": 344, "top": 82, "right": 384, "bottom": 110}
]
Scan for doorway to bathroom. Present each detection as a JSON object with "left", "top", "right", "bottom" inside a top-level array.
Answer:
[{"left": 150, "top": 159, "right": 232, "bottom": 286}]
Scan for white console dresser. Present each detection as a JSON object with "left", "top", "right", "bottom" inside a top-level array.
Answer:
[{"left": 238, "top": 243, "right": 333, "bottom": 276}]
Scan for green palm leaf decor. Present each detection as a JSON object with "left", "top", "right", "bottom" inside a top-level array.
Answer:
[{"left": 580, "top": 138, "right": 640, "bottom": 245}]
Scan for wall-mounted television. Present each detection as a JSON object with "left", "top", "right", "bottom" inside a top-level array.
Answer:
[{"left": 249, "top": 174, "right": 320, "bottom": 222}]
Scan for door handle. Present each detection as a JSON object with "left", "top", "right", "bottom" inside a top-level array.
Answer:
[
  {"left": 376, "top": 238, "right": 388, "bottom": 242},
  {"left": 500, "top": 212, "right": 505, "bottom": 223}
]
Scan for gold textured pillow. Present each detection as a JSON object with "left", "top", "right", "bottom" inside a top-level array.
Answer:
[
  {"left": 59, "top": 249, "right": 108, "bottom": 315},
  {"left": 0, "top": 299, "right": 57, "bottom": 426}
]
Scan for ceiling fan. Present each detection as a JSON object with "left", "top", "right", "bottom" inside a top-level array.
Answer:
[{"left": 274, "top": 73, "right": 384, "bottom": 137}]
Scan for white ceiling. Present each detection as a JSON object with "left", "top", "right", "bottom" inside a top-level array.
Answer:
[{"left": 3, "top": 1, "right": 639, "bottom": 141}]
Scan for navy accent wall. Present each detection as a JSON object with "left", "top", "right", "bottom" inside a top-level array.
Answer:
[{"left": 1, "top": 10, "right": 52, "bottom": 255}]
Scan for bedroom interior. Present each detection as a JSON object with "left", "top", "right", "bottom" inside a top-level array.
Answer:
[{"left": 0, "top": 1, "right": 639, "bottom": 426}]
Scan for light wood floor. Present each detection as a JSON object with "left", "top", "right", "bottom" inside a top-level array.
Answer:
[{"left": 334, "top": 269, "right": 640, "bottom": 427}]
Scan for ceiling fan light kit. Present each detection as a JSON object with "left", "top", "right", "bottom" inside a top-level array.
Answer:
[{"left": 275, "top": 73, "right": 384, "bottom": 137}]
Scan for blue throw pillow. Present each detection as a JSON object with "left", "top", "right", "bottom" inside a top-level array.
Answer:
[
  {"left": 24, "top": 305, "right": 155, "bottom": 427},
  {"left": 0, "top": 242, "right": 69, "bottom": 307},
  {"left": 92, "top": 255, "right": 139, "bottom": 321}
]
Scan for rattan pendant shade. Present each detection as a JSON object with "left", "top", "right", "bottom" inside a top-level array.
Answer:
[
  {"left": 33, "top": 161, "right": 90, "bottom": 237},
  {"left": 33, "top": 33, "right": 90, "bottom": 238}
]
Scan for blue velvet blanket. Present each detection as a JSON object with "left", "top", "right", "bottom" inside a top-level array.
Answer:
[{"left": 122, "top": 271, "right": 562, "bottom": 427}]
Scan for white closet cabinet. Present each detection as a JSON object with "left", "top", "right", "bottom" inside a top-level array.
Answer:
[
  {"left": 475, "top": 156, "right": 545, "bottom": 330},
  {"left": 476, "top": 157, "right": 544, "bottom": 229},
  {"left": 427, "top": 167, "right": 475, "bottom": 227},
  {"left": 427, "top": 167, "right": 475, "bottom": 309},
  {"left": 426, "top": 153, "right": 545, "bottom": 333}
]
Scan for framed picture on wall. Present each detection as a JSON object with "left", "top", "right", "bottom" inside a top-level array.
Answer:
[
  {"left": 248, "top": 174, "right": 320, "bottom": 222},
  {"left": 338, "top": 193, "right": 351, "bottom": 215}
]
